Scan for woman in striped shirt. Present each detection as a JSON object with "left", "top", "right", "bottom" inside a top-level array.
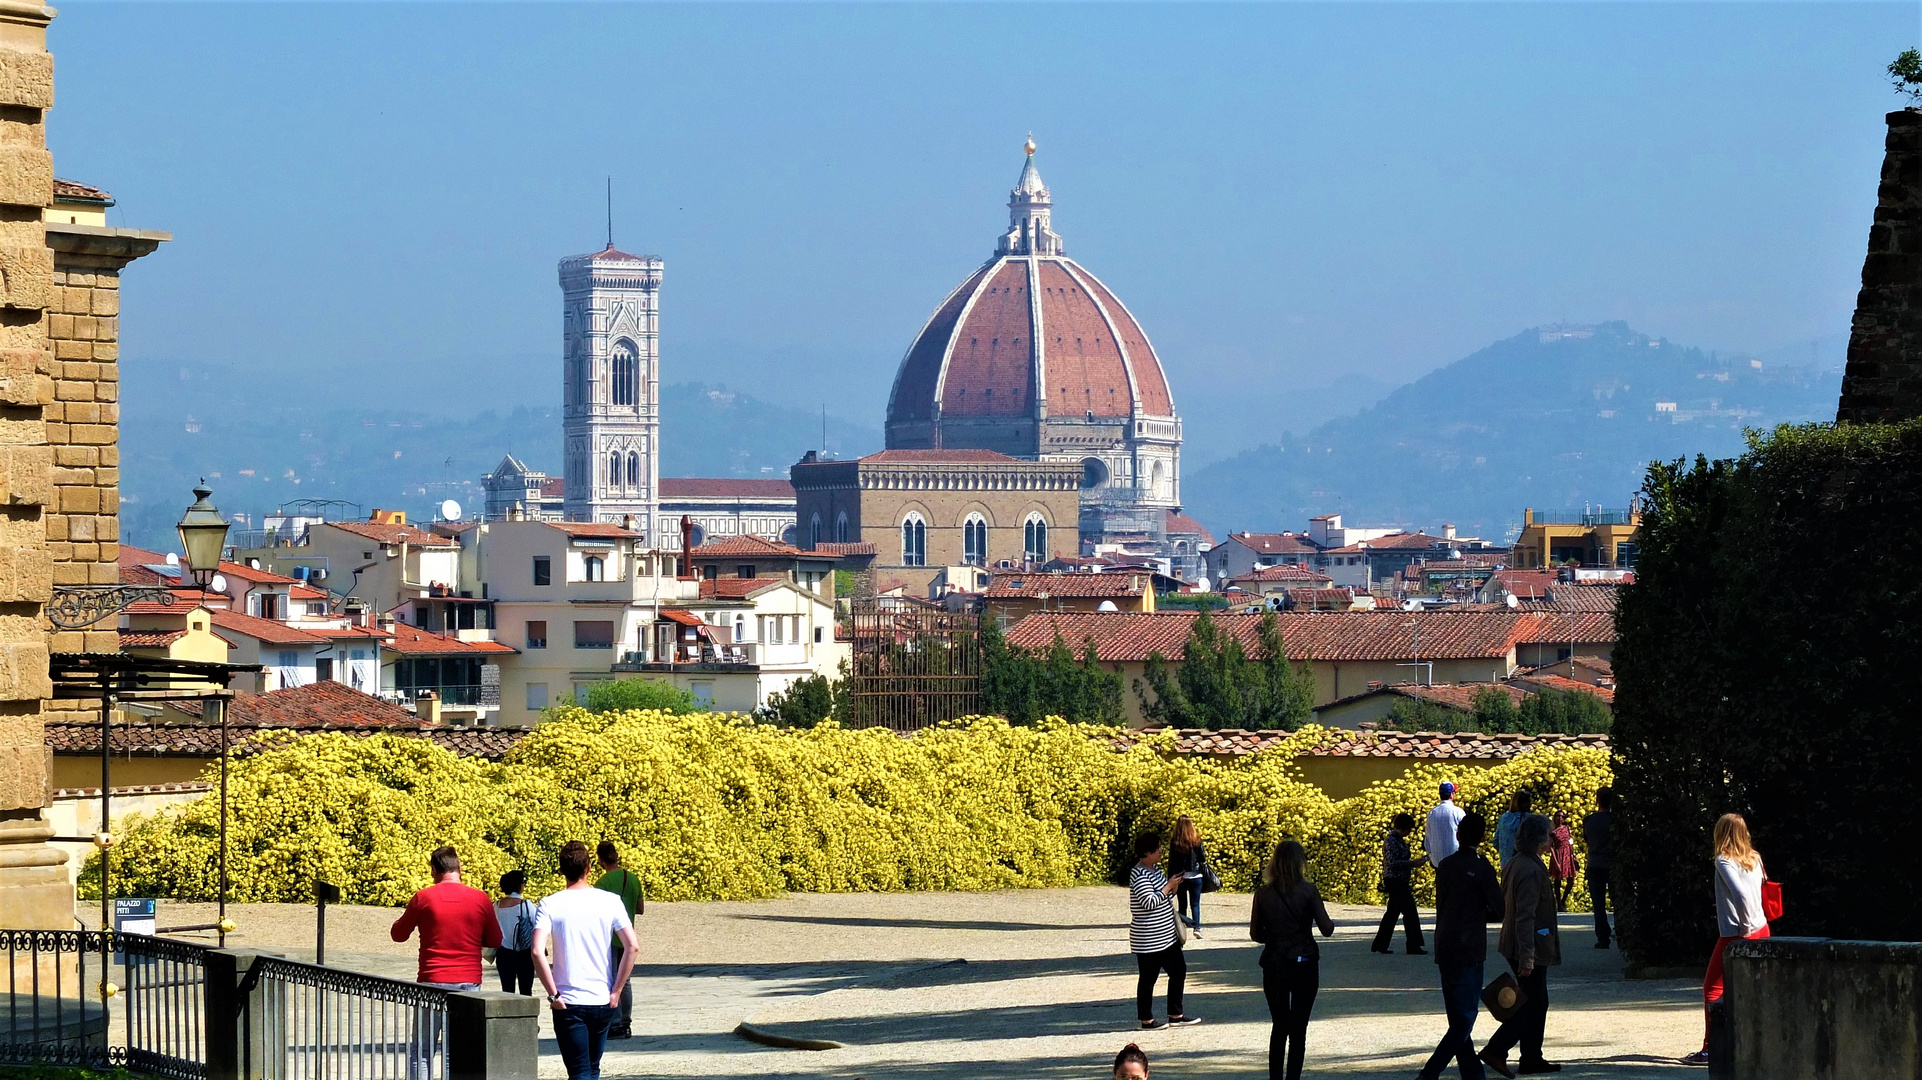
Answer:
[{"left": 1130, "top": 831, "right": 1202, "bottom": 1029}]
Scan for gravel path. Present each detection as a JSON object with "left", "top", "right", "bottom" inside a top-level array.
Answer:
[{"left": 130, "top": 888, "right": 1701, "bottom": 1078}]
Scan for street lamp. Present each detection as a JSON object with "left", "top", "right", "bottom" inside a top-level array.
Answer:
[
  {"left": 46, "top": 481, "right": 231, "bottom": 629},
  {"left": 176, "top": 481, "right": 230, "bottom": 589}
]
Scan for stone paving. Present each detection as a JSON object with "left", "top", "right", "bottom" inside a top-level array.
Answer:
[{"left": 140, "top": 888, "right": 1702, "bottom": 1078}]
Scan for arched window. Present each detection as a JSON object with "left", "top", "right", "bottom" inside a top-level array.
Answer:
[
  {"left": 608, "top": 450, "right": 622, "bottom": 491},
  {"left": 1024, "top": 514, "right": 1048, "bottom": 563},
  {"left": 582, "top": 555, "right": 604, "bottom": 582},
  {"left": 1151, "top": 460, "right": 1166, "bottom": 497},
  {"left": 809, "top": 513, "right": 821, "bottom": 549},
  {"left": 611, "top": 340, "right": 639, "bottom": 406},
  {"left": 963, "top": 513, "right": 988, "bottom": 565},
  {"left": 627, "top": 451, "right": 641, "bottom": 490},
  {"left": 901, "top": 513, "right": 927, "bottom": 567},
  {"left": 835, "top": 512, "right": 849, "bottom": 544}
]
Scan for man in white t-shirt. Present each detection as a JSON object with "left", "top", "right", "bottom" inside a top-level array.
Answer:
[
  {"left": 1425, "top": 781, "right": 1466, "bottom": 868},
  {"left": 534, "top": 840, "right": 638, "bottom": 1080}
]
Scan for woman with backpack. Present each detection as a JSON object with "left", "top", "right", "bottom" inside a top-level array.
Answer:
[
  {"left": 1166, "top": 815, "right": 1210, "bottom": 937},
  {"left": 493, "top": 870, "right": 537, "bottom": 995}
]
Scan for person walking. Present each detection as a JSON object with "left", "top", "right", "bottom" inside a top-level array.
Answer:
[
  {"left": 1480, "top": 815, "right": 1561, "bottom": 1078},
  {"left": 493, "top": 870, "right": 537, "bottom": 995},
  {"left": 1548, "top": 813, "right": 1578, "bottom": 911},
  {"left": 1129, "top": 831, "right": 1200, "bottom": 1030},
  {"left": 1418, "top": 811, "right": 1504, "bottom": 1080},
  {"left": 390, "top": 846, "right": 501, "bottom": 990},
  {"left": 1167, "top": 815, "right": 1208, "bottom": 937},
  {"left": 1495, "top": 791, "right": 1533, "bottom": 869},
  {"left": 535, "top": 840, "right": 639, "bottom": 1080},
  {"left": 1371, "top": 812, "right": 1426, "bottom": 955},
  {"left": 1249, "top": 839, "right": 1335, "bottom": 1080},
  {"left": 1583, "top": 789, "right": 1614, "bottom": 949},
  {"left": 1111, "top": 1042, "right": 1152, "bottom": 1079},
  {"left": 1426, "top": 782, "right": 1466, "bottom": 869},
  {"left": 1680, "top": 813, "right": 1771, "bottom": 1068},
  {"left": 593, "top": 841, "right": 645, "bottom": 1039}
]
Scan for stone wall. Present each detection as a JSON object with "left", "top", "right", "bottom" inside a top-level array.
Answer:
[
  {"left": 1839, "top": 110, "right": 1922, "bottom": 423},
  {"left": 1726, "top": 936, "right": 1922, "bottom": 1078},
  {"left": 0, "top": 0, "right": 62, "bottom": 929}
]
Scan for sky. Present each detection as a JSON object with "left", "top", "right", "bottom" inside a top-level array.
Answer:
[{"left": 52, "top": 3, "right": 1906, "bottom": 465}]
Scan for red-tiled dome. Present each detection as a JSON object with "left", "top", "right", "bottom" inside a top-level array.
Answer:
[{"left": 886, "top": 147, "right": 1176, "bottom": 447}]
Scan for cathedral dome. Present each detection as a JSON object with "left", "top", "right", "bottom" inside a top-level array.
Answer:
[{"left": 885, "top": 143, "right": 1176, "bottom": 451}]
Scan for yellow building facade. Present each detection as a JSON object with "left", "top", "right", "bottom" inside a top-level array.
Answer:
[{"left": 1511, "top": 507, "right": 1641, "bottom": 569}]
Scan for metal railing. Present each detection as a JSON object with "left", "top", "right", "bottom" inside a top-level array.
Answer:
[
  {"left": 1530, "top": 508, "right": 1637, "bottom": 527},
  {"left": 3, "top": 929, "right": 209, "bottom": 1078},
  {"left": 245, "top": 955, "right": 448, "bottom": 1080}
]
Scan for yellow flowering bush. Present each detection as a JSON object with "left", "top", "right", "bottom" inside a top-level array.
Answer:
[{"left": 95, "top": 710, "right": 1608, "bottom": 907}]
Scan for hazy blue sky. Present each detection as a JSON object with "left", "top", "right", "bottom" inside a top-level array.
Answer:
[{"left": 53, "top": 3, "right": 1905, "bottom": 460}]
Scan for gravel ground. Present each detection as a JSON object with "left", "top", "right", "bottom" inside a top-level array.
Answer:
[{"left": 119, "top": 888, "right": 1702, "bottom": 1079}]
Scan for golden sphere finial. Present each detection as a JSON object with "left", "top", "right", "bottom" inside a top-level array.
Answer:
[{"left": 1024, "top": 133, "right": 1036, "bottom": 157}]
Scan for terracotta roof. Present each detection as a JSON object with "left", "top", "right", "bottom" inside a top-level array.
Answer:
[
  {"left": 208, "top": 610, "right": 326, "bottom": 645},
  {"left": 1225, "top": 532, "right": 1320, "bottom": 555},
  {"left": 216, "top": 561, "right": 301, "bottom": 585},
  {"left": 1518, "top": 584, "right": 1622, "bottom": 612},
  {"left": 694, "top": 578, "right": 784, "bottom": 600},
  {"left": 546, "top": 522, "right": 638, "bottom": 539},
  {"left": 324, "top": 520, "right": 459, "bottom": 547},
  {"left": 289, "top": 584, "right": 329, "bottom": 601},
  {"left": 537, "top": 477, "right": 566, "bottom": 498},
  {"left": 1286, "top": 588, "right": 1357, "bottom": 605},
  {"left": 985, "top": 572, "right": 1150, "bottom": 598},
  {"left": 812, "top": 541, "right": 877, "bottom": 556},
  {"left": 1507, "top": 611, "right": 1616, "bottom": 645},
  {"left": 1163, "top": 511, "right": 1215, "bottom": 546},
  {"left": 857, "top": 449, "right": 1021, "bottom": 464},
  {"left": 1006, "top": 610, "right": 1614, "bottom": 663},
  {"left": 577, "top": 244, "right": 653, "bottom": 264},
  {"left": 1513, "top": 673, "right": 1616, "bottom": 704},
  {"left": 47, "top": 714, "right": 531, "bottom": 762},
  {"left": 1114, "top": 727, "right": 1609, "bottom": 759},
  {"left": 660, "top": 609, "right": 707, "bottom": 627},
  {"left": 309, "top": 626, "right": 390, "bottom": 641},
  {"left": 659, "top": 478, "right": 797, "bottom": 499},
  {"left": 382, "top": 623, "right": 515, "bottom": 656},
  {"left": 1372, "top": 682, "right": 1530, "bottom": 712},
  {"left": 1571, "top": 656, "right": 1614, "bottom": 676},
  {"left": 1489, "top": 570, "right": 1560, "bottom": 598},
  {"left": 691, "top": 535, "right": 807, "bottom": 558},
  {"left": 123, "top": 594, "right": 218, "bottom": 615},
  {"left": 118, "top": 629, "right": 185, "bottom": 648},
  {"left": 1232, "top": 565, "right": 1332, "bottom": 584},
  {"left": 54, "top": 178, "right": 111, "bottom": 203},
  {"left": 228, "top": 681, "right": 419, "bottom": 726}
]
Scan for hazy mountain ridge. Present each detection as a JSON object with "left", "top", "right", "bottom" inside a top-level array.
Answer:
[
  {"left": 118, "top": 362, "right": 880, "bottom": 552},
  {"left": 1180, "top": 322, "right": 1844, "bottom": 542}
]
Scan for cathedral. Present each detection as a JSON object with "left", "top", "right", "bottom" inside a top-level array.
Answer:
[{"left": 883, "top": 139, "right": 1188, "bottom": 556}]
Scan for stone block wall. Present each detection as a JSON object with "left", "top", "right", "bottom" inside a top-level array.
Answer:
[
  {"left": 1726, "top": 936, "right": 1921, "bottom": 1078},
  {"left": 44, "top": 260, "right": 120, "bottom": 655},
  {"left": 0, "top": 0, "right": 65, "bottom": 930},
  {"left": 1839, "top": 110, "right": 1922, "bottom": 423}
]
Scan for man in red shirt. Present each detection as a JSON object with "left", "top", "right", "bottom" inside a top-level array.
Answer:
[{"left": 391, "top": 846, "right": 502, "bottom": 989}]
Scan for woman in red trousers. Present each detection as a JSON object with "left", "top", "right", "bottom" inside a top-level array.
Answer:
[{"left": 1681, "top": 813, "right": 1770, "bottom": 1067}]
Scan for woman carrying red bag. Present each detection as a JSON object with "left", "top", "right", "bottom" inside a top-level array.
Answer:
[{"left": 1682, "top": 813, "right": 1774, "bottom": 1067}]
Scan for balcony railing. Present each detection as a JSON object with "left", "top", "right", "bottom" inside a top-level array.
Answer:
[
  {"left": 1531, "top": 509, "right": 1637, "bottom": 527},
  {"left": 385, "top": 685, "right": 483, "bottom": 707},
  {"left": 614, "top": 642, "right": 762, "bottom": 670}
]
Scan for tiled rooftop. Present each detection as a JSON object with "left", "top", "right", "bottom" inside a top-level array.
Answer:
[
  {"left": 324, "top": 520, "right": 459, "bottom": 547},
  {"left": 985, "top": 572, "right": 1150, "bottom": 598},
  {"left": 1007, "top": 610, "right": 1615, "bottom": 663},
  {"left": 1115, "top": 727, "right": 1609, "bottom": 759}
]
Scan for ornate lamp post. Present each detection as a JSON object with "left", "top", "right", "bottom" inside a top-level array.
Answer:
[{"left": 47, "top": 481, "right": 230, "bottom": 629}]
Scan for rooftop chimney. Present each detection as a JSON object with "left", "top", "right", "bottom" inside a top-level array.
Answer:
[
  {"left": 416, "top": 691, "right": 441, "bottom": 726},
  {"left": 679, "top": 515, "right": 696, "bottom": 579}
]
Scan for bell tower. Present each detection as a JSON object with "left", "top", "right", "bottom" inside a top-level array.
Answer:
[{"left": 558, "top": 242, "right": 663, "bottom": 531}]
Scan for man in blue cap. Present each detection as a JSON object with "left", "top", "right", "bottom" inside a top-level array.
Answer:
[{"left": 1425, "top": 781, "right": 1466, "bottom": 868}]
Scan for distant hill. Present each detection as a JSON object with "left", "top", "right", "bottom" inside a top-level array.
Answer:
[
  {"left": 118, "top": 362, "right": 879, "bottom": 552},
  {"left": 1180, "top": 322, "right": 1843, "bottom": 542}
]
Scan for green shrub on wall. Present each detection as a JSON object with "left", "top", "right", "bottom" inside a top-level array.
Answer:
[
  {"left": 1614, "top": 420, "right": 1922, "bottom": 966},
  {"left": 94, "top": 711, "right": 1609, "bottom": 908}
]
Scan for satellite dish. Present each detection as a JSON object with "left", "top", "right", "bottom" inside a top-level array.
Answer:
[
  {"left": 1194, "top": 575, "right": 1211, "bottom": 592},
  {"left": 210, "top": 573, "right": 228, "bottom": 595},
  {"left": 440, "top": 499, "right": 463, "bottom": 522},
  {"left": 1402, "top": 598, "right": 1421, "bottom": 611},
  {"left": 1097, "top": 600, "right": 1119, "bottom": 612},
  {"left": 164, "top": 552, "right": 179, "bottom": 567},
  {"left": 1505, "top": 593, "right": 1521, "bottom": 609}
]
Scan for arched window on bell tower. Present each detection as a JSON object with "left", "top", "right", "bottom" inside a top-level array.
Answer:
[
  {"left": 611, "top": 339, "right": 639, "bottom": 406},
  {"left": 627, "top": 451, "right": 641, "bottom": 490}
]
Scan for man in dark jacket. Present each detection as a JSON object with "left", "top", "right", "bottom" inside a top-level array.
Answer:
[{"left": 1417, "top": 812, "right": 1504, "bottom": 1080}]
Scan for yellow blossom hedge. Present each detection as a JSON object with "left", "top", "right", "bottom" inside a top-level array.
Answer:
[{"left": 93, "top": 710, "right": 1609, "bottom": 908}]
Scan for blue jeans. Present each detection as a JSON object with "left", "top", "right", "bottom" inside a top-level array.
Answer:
[
  {"left": 1177, "top": 878, "right": 1202, "bottom": 929},
  {"left": 552, "top": 1002, "right": 618, "bottom": 1079},
  {"left": 1419, "top": 961, "right": 1486, "bottom": 1080}
]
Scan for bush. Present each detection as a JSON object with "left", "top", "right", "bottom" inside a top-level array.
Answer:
[
  {"left": 980, "top": 622, "right": 1126, "bottom": 726},
  {"left": 98, "top": 712, "right": 1609, "bottom": 909},
  {"left": 761, "top": 668, "right": 849, "bottom": 728},
  {"left": 582, "top": 678, "right": 697, "bottom": 715},
  {"left": 1135, "top": 611, "right": 1313, "bottom": 731},
  {"left": 1615, "top": 420, "right": 1922, "bottom": 965}
]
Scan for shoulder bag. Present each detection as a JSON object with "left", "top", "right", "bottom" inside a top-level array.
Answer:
[{"left": 1761, "top": 878, "right": 1783, "bottom": 922}]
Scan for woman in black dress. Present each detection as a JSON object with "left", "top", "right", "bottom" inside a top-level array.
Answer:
[
  {"left": 1167, "top": 815, "right": 1207, "bottom": 936},
  {"left": 1250, "top": 840, "right": 1335, "bottom": 1080}
]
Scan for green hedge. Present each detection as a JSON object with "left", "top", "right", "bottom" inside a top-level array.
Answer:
[{"left": 1614, "top": 419, "right": 1922, "bottom": 965}]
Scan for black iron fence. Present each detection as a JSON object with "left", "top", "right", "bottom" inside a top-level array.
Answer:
[
  {"left": 846, "top": 602, "right": 982, "bottom": 730},
  {"left": 2, "top": 928, "right": 208, "bottom": 1077}
]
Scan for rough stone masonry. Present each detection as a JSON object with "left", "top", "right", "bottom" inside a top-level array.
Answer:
[{"left": 1840, "top": 109, "right": 1922, "bottom": 423}]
